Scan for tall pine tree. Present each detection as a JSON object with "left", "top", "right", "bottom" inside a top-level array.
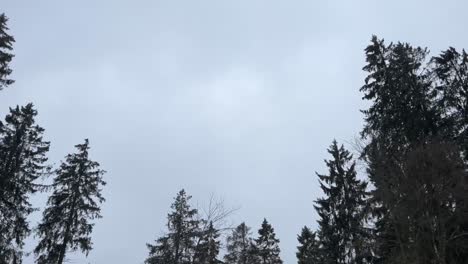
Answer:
[
  {"left": 253, "top": 219, "right": 282, "bottom": 264},
  {"left": 359, "top": 36, "right": 437, "bottom": 264},
  {"left": 146, "top": 189, "right": 201, "bottom": 264},
  {"left": 360, "top": 35, "right": 438, "bottom": 153},
  {"left": 296, "top": 226, "right": 321, "bottom": 264},
  {"left": 0, "top": 104, "right": 50, "bottom": 263},
  {"left": 432, "top": 47, "right": 468, "bottom": 159},
  {"left": 0, "top": 13, "right": 14, "bottom": 91},
  {"left": 193, "top": 221, "right": 221, "bottom": 264},
  {"left": 224, "top": 222, "right": 255, "bottom": 264},
  {"left": 359, "top": 36, "right": 468, "bottom": 263},
  {"left": 432, "top": 47, "right": 468, "bottom": 263},
  {"left": 315, "top": 140, "right": 369, "bottom": 264},
  {"left": 34, "top": 139, "right": 106, "bottom": 264}
]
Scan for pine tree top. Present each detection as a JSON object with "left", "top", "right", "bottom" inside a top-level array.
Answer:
[{"left": 0, "top": 13, "right": 15, "bottom": 90}]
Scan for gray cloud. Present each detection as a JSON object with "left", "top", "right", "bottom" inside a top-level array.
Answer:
[{"left": 1, "top": 1, "right": 468, "bottom": 263}]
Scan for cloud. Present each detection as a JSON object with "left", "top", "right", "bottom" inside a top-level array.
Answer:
[{"left": 1, "top": 1, "right": 468, "bottom": 263}]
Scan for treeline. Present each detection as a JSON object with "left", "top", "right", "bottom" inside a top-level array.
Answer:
[
  {"left": 0, "top": 14, "right": 107, "bottom": 264},
  {"left": 294, "top": 37, "right": 468, "bottom": 264},
  {"left": 144, "top": 38, "right": 468, "bottom": 264},
  {"left": 144, "top": 190, "right": 282, "bottom": 264},
  {"left": 1, "top": 10, "right": 468, "bottom": 264}
]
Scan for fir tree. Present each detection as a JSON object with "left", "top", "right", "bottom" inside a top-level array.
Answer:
[
  {"left": 0, "top": 104, "right": 50, "bottom": 263},
  {"left": 314, "top": 141, "right": 368, "bottom": 264},
  {"left": 224, "top": 222, "right": 254, "bottom": 264},
  {"left": 359, "top": 36, "right": 468, "bottom": 263},
  {"left": 253, "top": 219, "right": 282, "bottom": 264},
  {"left": 359, "top": 36, "right": 438, "bottom": 264},
  {"left": 360, "top": 35, "right": 438, "bottom": 152},
  {"left": 146, "top": 189, "right": 200, "bottom": 264},
  {"left": 34, "top": 139, "right": 106, "bottom": 264},
  {"left": 146, "top": 236, "right": 174, "bottom": 264},
  {"left": 432, "top": 47, "right": 468, "bottom": 263},
  {"left": 432, "top": 47, "right": 468, "bottom": 159},
  {"left": 0, "top": 13, "right": 15, "bottom": 91},
  {"left": 193, "top": 221, "right": 221, "bottom": 264},
  {"left": 296, "top": 226, "right": 321, "bottom": 264}
]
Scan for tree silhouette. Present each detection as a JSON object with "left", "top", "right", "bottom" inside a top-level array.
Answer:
[
  {"left": 0, "top": 104, "right": 50, "bottom": 263},
  {"left": 0, "top": 13, "right": 15, "bottom": 91},
  {"left": 296, "top": 226, "right": 321, "bottom": 264},
  {"left": 34, "top": 140, "right": 106, "bottom": 264},
  {"left": 253, "top": 219, "right": 282, "bottom": 264},
  {"left": 146, "top": 189, "right": 201, "bottom": 264},
  {"left": 314, "top": 141, "right": 368, "bottom": 264},
  {"left": 224, "top": 222, "right": 255, "bottom": 264}
]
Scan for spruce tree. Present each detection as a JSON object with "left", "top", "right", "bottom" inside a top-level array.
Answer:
[
  {"left": 34, "top": 139, "right": 106, "bottom": 264},
  {"left": 253, "top": 219, "right": 282, "bottom": 264},
  {"left": 360, "top": 35, "right": 438, "bottom": 152},
  {"left": 0, "top": 104, "right": 50, "bottom": 263},
  {"left": 224, "top": 222, "right": 254, "bottom": 264},
  {"left": 0, "top": 13, "right": 15, "bottom": 91},
  {"left": 146, "top": 189, "right": 200, "bottom": 264},
  {"left": 193, "top": 221, "right": 221, "bottom": 264},
  {"left": 432, "top": 48, "right": 468, "bottom": 263},
  {"left": 359, "top": 36, "right": 439, "bottom": 263},
  {"left": 296, "top": 226, "right": 321, "bottom": 264},
  {"left": 359, "top": 36, "right": 468, "bottom": 263},
  {"left": 314, "top": 140, "right": 368, "bottom": 264},
  {"left": 146, "top": 236, "right": 174, "bottom": 264},
  {"left": 432, "top": 47, "right": 468, "bottom": 159}
]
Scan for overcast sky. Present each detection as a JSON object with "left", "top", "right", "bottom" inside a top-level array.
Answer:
[{"left": 1, "top": 1, "right": 468, "bottom": 263}]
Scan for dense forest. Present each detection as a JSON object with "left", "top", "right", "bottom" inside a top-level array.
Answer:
[{"left": 1, "top": 10, "right": 468, "bottom": 264}]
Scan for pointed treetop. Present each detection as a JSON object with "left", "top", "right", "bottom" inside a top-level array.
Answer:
[{"left": 0, "top": 13, "right": 15, "bottom": 90}]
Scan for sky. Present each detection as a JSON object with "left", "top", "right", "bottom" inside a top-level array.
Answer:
[{"left": 1, "top": 1, "right": 468, "bottom": 263}]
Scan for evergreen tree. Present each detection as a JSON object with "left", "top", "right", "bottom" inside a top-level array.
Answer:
[
  {"left": 359, "top": 36, "right": 468, "bottom": 263},
  {"left": 432, "top": 47, "right": 468, "bottom": 159},
  {"left": 360, "top": 36, "right": 438, "bottom": 153},
  {"left": 146, "top": 236, "right": 174, "bottom": 264},
  {"left": 432, "top": 47, "right": 468, "bottom": 263},
  {"left": 193, "top": 221, "right": 221, "bottom": 264},
  {"left": 359, "top": 36, "right": 439, "bottom": 264},
  {"left": 34, "top": 139, "right": 106, "bottom": 264},
  {"left": 0, "top": 13, "right": 14, "bottom": 91},
  {"left": 224, "top": 222, "right": 254, "bottom": 264},
  {"left": 253, "top": 219, "right": 282, "bottom": 264},
  {"left": 296, "top": 226, "right": 321, "bottom": 264},
  {"left": 0, "top": 104, "right": 50, "bottom": 263},
  {"left": 314, "top": 141, "right": 369, "bottom": 264},
  {"left": 146, "top": 189, "right": 200, "bottom": 264}
]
